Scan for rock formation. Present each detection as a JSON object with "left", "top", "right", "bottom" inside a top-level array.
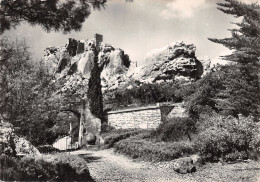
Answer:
[
  {"left": 128, "top": 41, "right": 203, "bottom": 84},
  {"left": 43, "top": 37, "right": 210, "bottom": 145},
  {"left": 0, "top": 122, "right": 40, "bottom": 156},
  {"left": 43, "top": 36, "right": 131, "bottom": 146}
]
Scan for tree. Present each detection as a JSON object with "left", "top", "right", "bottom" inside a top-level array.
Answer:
[
  {"left": 205, "top": 0, "right": 260, "bottom": 119},
  {"left": 209, "top": 0, "right": 260, "bottom": 66},
  {"left": 0, "top": 0, "right": 107, "bottom": 34},
  {"left": 186, "top": 65, "right": 260, "bottom": 119},
  {"left": 0, "top": 38, "right": 61, "bottom": 145}
]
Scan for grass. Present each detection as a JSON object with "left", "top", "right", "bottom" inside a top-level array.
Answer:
[
  {"left": 101, "top": 129, "right": 144, "bottom": 148},
  {"left": 114, "top": 133, "right": 195, "bottom": 161}
]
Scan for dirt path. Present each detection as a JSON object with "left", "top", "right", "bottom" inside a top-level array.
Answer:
[
  {"left": 69, "top": 149, "right": 260, "bottom": 182},
  {"left": 70, "top": 149, "right": 195, "bottom": 182}
]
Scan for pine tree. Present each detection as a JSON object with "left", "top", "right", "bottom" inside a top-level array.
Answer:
[
  {"left": 0, "top": 0, "right": 107, "bottom": 34},
  {"left": 209, "top": 0, "right": 260, "bottom": 66},
  {"left": 207, "top": 0, "right": 260, "bottom": 119}
]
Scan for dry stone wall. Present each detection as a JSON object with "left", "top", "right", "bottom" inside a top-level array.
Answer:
[{"left": 107, "top": 103, "right": 185, "bottom": 129}]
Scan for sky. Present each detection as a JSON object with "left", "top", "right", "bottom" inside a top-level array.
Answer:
[{"left": 3, "top": 0, "right": 260, "bottom": 65}]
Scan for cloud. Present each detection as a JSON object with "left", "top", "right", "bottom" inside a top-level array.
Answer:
[
  {"left": 238, "top": 0, "right": 260, "bottom": 4},
  {"left": 160, "top": 0, "right": 207, "bottom": 19}
]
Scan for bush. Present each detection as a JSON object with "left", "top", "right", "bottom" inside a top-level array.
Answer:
[
  {"left": 154, "top": 117, "right": 196, "bottom": 142},
  {"left": 195, "top": 115, "right": 260, "bottom": 162},
  {"left": 102, "top": 129, "right": 142, "bottom": 148},
  {"left": 37, "top": 145, "right": 60, "bottom": 153},
  {"left": 0, "top": 154, "right": 94, "bottom": 181},
  {"left": 114, "top": 135, "right": 195, "bottom": 161}
]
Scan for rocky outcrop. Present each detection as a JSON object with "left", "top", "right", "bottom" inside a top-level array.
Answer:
[
  {"left": 0, "top": 122, "right": 16, "bottom": 156},
  {"left": 0, "top": 122, "right": 40, "bottom": 156},
  {"left": 43, "top": 39, "right": 131, "bottom": 90},
  {"left": 100, "top": 45, "right": 130, "bottom": 91},
  {"left": 13, "top": 136, "right": 41, "bottom": 156},
  {"left": 129, "top": 42, "right": 203, "bottom": 84},
  {"left": 43, "top": 37, "right": 132, "bottom": 145},
  {"left": 198, "top": 56, "right": 212, "bottom": 76}
]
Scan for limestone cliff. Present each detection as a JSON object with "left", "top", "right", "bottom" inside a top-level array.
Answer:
[
  {"left": 128, "top": 41, "right": 204, "bottom": 84},
  {"left": 43, "top": 39, "right": 131, "bottom": 90},
  {"left": 43, "top": 37, "right": 131, "bottom": 146}
]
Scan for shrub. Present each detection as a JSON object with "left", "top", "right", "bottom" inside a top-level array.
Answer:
[
  {"left": 0, "top": 154, "right": 94, "bottom": 181},
  {"left": 154, "top": 117, "right": 196, "bottom": 142},
  {"left": 37, "top": 145, "right": 60, "bottom": 153},
  {"left": 195, "top": 115, "right": 260, "bottom": 162},
  {"left": 101, "top": 122, "right": 116, "bottom": 133},
  {"left": 114, "top": 136, "right": 195, "bottom": 161},
  {"left": 102, "top": 129, "right": 142, "bottom": 148},
  {"left": 195, "top": 127, "right": 231, "bottom": 161}
]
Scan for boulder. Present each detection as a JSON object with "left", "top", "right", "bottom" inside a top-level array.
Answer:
[
  {"left": 14, "top": 136, "right": 41, "bottom": 156},
  {"left": 0, "top": 122, "right": 40, "bottom": 156},
  {"left": 85, "top": 133, "right": 96, "bottom": 145},
  {"left": 171, "top": 156, "right": 196, "bottom": 174},
  {"left": 0, "top": 122, "right": 16, "bottom": 156}
]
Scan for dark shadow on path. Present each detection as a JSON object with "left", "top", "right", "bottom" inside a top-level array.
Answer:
[{"left": 79, "top": 154, "right": 102, "bottom": 163}]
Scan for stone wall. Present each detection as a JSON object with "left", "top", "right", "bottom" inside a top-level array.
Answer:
[{"left": 107, "top": 103, "right": 185, "bottom": 129}]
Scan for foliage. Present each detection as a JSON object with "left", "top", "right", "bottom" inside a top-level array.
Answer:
[
  {"left": 186, "top": 64, "right": 260, "bottom": 119},
  {"left": 37, "top": 145, "right": 60, "bottom": 154},
  {"left": 0, "top": 0, "right": 107, "bottom": 34},
  {"left": 202, "top": 0, "right": 260, "bottom": 119},
  {"left": 114, "top": 135, "right": 195, "bottom": 161},
  {"left": 154, "top": 117, "right": 196, "bottom": 142},
  {"left": 111, "top": 82, "right": 186, "bottom": 108},
  {"left": 0, "top": 38, "right": 61, "bottom": 146},
  {"left": 87, "top": 54, "right": 104, "bottom": 120},
  {"left": 195, "top": 115, "right": 260, "bottom": 162},
  {"left": 209, "top": 0, "right": 260, "bottom": 66},
  {"left": 102, "top": 129, "right": 143, "bottom": 148},
  {"left": 0, "top": 154, "right": 93, "bottom": 181}
]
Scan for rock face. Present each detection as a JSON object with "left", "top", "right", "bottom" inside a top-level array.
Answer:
[
  {"left": 43, "top": 39, "right": 131, "bottom": 90},
  {"left": 0, "top": 122, "right": 40, "bottom": 156},
  {"left": 198, "top": 56, "right": 212, "bottom": 76},
  {"left": 43, "top": 37, "right": 131, "bottom": 146},
  {"left": 129, "top": 42, "right": 203, "bottom": 84},
  {"left": 100, "top": 45, "right": 130, "bottom": 91}
]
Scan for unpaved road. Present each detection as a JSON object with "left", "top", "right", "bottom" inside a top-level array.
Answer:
[{"left": 69, "top": 149, "right": 260, "bottom": 182}]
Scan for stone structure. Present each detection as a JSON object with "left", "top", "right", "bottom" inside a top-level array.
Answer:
[{"left": 107, "top": 103, "right": 186, "bottom": 129}]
